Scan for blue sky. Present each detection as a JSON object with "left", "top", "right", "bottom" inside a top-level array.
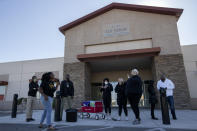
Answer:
[{"left": 0, "top": 0, "right": 196, "bottom": 63}]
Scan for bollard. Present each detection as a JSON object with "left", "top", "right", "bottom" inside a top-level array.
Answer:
[
  {"left": 54, "top": 91, "right": 61, "bottom": 121},
  {"left": 160, "top": 88, "right": 170, "bottom": 125},
  {"left": 11, "top": 94, "right": 18, "bottom": 118}
]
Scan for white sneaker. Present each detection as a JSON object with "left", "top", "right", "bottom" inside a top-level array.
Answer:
[
  {"left": 108, "top": 114, "right": 111, "bottom": 120},
  {"left": 117, "top": 116, "right": 121, "bottom": 121},
  {"left": 125, "top": 116, "right": 129, "bottom": 121},
  {"left": 105, "top": 114, "right": 108, "bottom": 120}
]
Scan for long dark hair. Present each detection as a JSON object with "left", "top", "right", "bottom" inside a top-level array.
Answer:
[{"left": 41, "top": 72, "right": 53, "bottom": 83}]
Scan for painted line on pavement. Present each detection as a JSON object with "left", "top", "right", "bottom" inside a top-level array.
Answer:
[
  {"left": 84, "top": 126, "right": 114, "bottom": 131},
  {"left": 145, "top": 128, "right": 166, "bottom": 131},
  {"left": 41, "top": 125, "right": 75, "bottom": 131}
]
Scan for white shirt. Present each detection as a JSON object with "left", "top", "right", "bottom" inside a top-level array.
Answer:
[{"left": 157, "top": 78, "right": 175, "bottom": 96}]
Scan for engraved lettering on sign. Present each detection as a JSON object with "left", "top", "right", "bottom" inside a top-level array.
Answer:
[{"left": 103, "top": 24, "right": 130, "bottom": 37}]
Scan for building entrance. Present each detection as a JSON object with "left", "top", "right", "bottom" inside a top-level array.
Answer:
[{"left": 91, "top": 80, "right": 152, "bottom": 108}]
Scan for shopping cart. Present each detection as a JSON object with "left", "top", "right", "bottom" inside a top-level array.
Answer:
[{"left": 79, "top": 101, "right": 105, "bottom": 120}]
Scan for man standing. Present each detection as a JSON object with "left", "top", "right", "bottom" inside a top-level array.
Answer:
[
  {"left": 26, "top": 76, "right": 38, "bottom": 122},
  {"left": 60, "top": 74, "right": 74, "bottom": 118},
  {"left": 157, "top": 75, "right": 177, "bottom": 120}
]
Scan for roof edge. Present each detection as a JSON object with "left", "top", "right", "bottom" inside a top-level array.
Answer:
[{"left": 59, "top": 3, "right": 183, "bottom": 35}]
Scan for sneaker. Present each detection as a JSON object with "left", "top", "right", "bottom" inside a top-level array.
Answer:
[
  {"left": 26, "top": 118, "right": 31, "bottom": 122},
  {"left": 105, "top": 114, "right": 108, "bottom": 120},
  {"left": 117, "top": 116, "right": 121, "bottom": 121},
  {"left": 108, "top": 114, "right": 111, "bottom": 120},
  {"left": 125, "top": 116, "right": 129, "bottom": 121},
  {"left": 173, "top": 117, "right": 177, "bottom": 120},
  {"left": 30, "top": 118, "right": 35, "bottom": 121},
  {"left": 132, "top": 119, "right": 141, "bottom": 125},
  {"left": 152, "top": 117, "right": 158, "bottom": 120}
]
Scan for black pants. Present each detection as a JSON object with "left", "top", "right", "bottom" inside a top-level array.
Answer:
[
  {"left": 103, "top": 97, "right": 111, "bottom": 114},
  {"left": 151, "top": 103, "right": 156, "bottom": 118},
  {"left": 104, "top": 105, "right": 111, "bottom": 114},
  {"left": 128, "top": 93, "right": 142, "bottom": 119},
  {"left": 118, "top": 104, "right": 128, "bottom": 116}
]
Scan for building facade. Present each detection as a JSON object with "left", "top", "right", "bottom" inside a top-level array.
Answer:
[
  {"left": 182, "top": 45, "right": 197, "bottom": 109},
  {"left": 59, "top": 3, "right": 190, "bottom": 109},
  {"left": 1, "top": 3, "right": 196, "bottom": 110},
  {"left": 0, "top": 57, "right": 64, "bottom": 110}
]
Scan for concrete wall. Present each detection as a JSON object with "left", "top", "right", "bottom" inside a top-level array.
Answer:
[
  {"left": 182, "top": 45, "right": 197, "bottom": 109},
  {"left": 0, "top": 57, "right": 64, "bottom": 101},
  {"left": 64, "top": 9, "right": 181, "bottom": 63}
]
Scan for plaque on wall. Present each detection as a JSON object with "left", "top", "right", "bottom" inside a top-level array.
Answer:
[{"left": 103, "top": 23, "right": 130, "bottom": 37}]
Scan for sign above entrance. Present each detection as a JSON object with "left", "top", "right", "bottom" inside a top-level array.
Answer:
[{"left": 103, "top": 23, "right": 130, "bottom": 37}]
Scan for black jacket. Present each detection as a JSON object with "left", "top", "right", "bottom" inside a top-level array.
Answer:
[
  {"left": 100, "top": 83, "right": 113, "bottom": 106},
  {"left": 100, "top": 83, "right": 113, "bottom": 99},
  {"left": 148, "top": 85, "right": 158, "bottom": 104},
  {"left": 28, "top": 81, "right": 39, "bottom": 97},
  {"left": 125, "top": 75, "right": 143, "bottom": 96},
  {"left": 60, "top": 80, "right": 74, "bottom": 97},
  {"left": 115, "top": 82, "right": 127, "bottom": 105}
]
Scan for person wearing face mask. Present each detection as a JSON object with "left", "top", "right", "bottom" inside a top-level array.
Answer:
[
  {"left": 100, "top": 78, "right": 113, "bottom": 120},
  {"left": 60, "top": 74, "right": 74, "bottom": 119},
  {"left": 126, "top": 68, "right": 143, "bottom": 125},
  {"left": 115, "top": 78, "right": 128, "bottom": 121},
  {"left": 39, "top": 72, "right": 58, "bottom": 130},
  {"left": 26, "top": 76, "right": 39, "bottom": 122}
]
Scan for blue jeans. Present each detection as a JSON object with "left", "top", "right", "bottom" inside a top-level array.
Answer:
[
  {"left": 40, "top": 95, "right": 53, "bottom": 126},
  {"left": 167, "top": 96, "right": 177, "bottom": 119}
]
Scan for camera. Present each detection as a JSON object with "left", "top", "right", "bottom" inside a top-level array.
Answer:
[{"left": 160, "top": 87, "right": 167, "bottom": 97}]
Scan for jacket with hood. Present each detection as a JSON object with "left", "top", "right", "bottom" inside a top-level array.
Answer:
[{"left": 125, "top": 75, "right": 143, "bottom": 96}]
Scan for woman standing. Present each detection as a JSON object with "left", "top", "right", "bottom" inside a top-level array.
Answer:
[
  {"left": 115, "top": 78, "right": 128, "bottom": 121},
  {"left": 39, "top": 72, "right": 58, "bottom": 130},
  {"left": 126, "top": 69, "right": 142, "bottom": 125},
  {"left": 100, "top": 78, "right": 113, "bottom": 120},
  {"left": 147, "top": 80, "right": 158, "bottom": 120}
]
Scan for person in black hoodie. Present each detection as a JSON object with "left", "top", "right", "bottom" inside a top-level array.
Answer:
[
  {"left": 26, "top": 76, "right": 38, "bottom": 122},
  {"left": 126, "top": 69, "right": 142, "bottom": 125},
  {"left": 100, "top": 78, "right": 113, "bottom": 120},
  {"left": 115, "top": 78, "right": 128, "bottom": 121},
  {"left": 60, "top": 74, "right": 74, "bottom": 118},
  {"left": 146, "top": 80, "right": 158, "bottom": 120}
]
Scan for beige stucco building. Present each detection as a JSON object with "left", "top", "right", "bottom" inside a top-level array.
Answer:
[
  {"left": 59, "top": 3, "right": 190, "bottom": 109},
  {"left": 0, "top": 57, "right": 64, "bottom": 110},
  {"left": 1, "top": 3, "right": 196, "bottom": 110},
  {"left": 182, "top": 45, "right": 197, "bottom": 109}
]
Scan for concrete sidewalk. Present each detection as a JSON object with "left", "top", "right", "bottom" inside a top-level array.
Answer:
[{"left": 0, "top": 109, "right": 196, "bottom": 130}]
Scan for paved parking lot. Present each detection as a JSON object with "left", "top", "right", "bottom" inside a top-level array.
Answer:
[
  {"left": 0, "top": 109, "right": 197, "bottom": 131},
  {"left": 0, "top": 124, "right": 196, "bottom": 131}
]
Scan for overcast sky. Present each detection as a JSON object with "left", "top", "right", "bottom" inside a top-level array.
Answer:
[{"left": 0, "top": 0, "right": 196, "bottom": 63}]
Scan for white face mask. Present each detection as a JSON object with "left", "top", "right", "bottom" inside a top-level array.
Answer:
[
  {"left": 104, "top": 81, "right": 108, "bottom": 85},
  {"left": 54, "top": 82, "right": 57, "bottom": 87},
  {"left": 38, "top": 80, "right": 42, "bottom": 86},
  {"left": 33, "top": 79, "right": 37, "bottom": 82}
]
